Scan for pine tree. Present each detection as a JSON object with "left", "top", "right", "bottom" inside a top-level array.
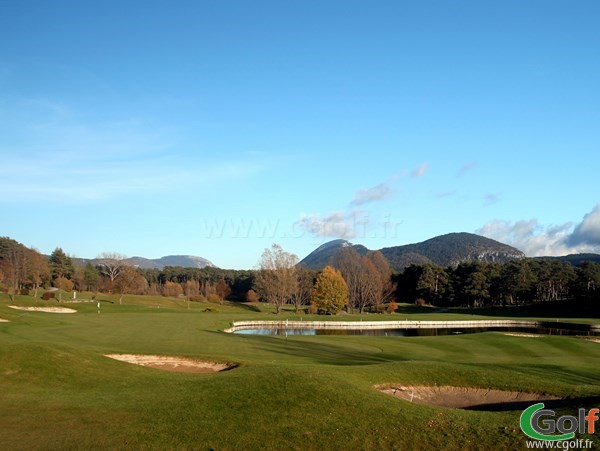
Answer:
[{"left": 49, "top": 247, "right": 74, "bottom": 280}]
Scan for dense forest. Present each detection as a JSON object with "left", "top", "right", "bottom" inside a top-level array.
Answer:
[
  {"left": 394, "top": 259, "right": 600, "bottom": 308},
  {"left": 1, "top": 236, "right": 599, "bottom": 312}
]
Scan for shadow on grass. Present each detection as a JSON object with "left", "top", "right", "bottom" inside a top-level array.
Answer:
[
  {"left": 393, "top": 305, "right": 443, "bottom": 315},
  {"left": 234, "top": 302, "right": 263, "bottom": 313},
  {"left": 467, "top": 395, "right": 600, "bottom": 412},
  {"left": 247, "top": 335, "right": 401, "bottom": 366},
  {"left": 444, "top": 301, "right": 600, "bottom": 320}
]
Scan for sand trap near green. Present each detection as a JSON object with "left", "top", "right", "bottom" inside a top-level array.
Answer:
[
  {"left": 105, "top": 354, "right": 236, "bottom": 373},
  {"left": 376, "top": 385, "right": 561, "bottom": 409},
  {"left": 8, "top": 305, "right": 77, "bottom": 313}
]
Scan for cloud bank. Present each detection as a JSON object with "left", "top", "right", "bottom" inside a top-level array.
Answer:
[{"left": 477, "top": 204, "right": 600, "bottom": 256}]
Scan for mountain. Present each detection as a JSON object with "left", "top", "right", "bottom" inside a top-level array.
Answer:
[
  {"left": 71, "top": 255, "right": 216, "bottom": 270},
  {"left": 125, "top": 255, "right": 215, "bottom": 269},
  {"left": 298, "top": 239, "right": 369, "bottom": 270},
  {"left": 299, "top": 233, "right": 525, "bottom": 272},
  {"left": 380, "top": 232, "right": 525, "bottom": 271}
]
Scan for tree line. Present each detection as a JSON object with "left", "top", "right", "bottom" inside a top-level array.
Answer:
[
  {"left": 394, "top": 259, "right": 600, "bottom": 307},
  {"left": 253, "top": 245, "right": 600, "bottom": 314},
  {"left": 0, "top": 237, "right": 250, "bottom": 303},
  {"left": 2, "top": 236, "right": 599, "bottom": 312}
]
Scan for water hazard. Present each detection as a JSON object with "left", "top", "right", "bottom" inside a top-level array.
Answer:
[{"left": 234, "top": 325, "right": 600, "bottom": 337}]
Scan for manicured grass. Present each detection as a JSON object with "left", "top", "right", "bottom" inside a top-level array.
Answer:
[{"left": 1, "top": 293, "right": 599, "bottom": 450}]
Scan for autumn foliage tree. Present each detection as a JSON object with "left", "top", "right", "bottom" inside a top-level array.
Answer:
[
  {"left": 162, "top": 281, "right": 183, "bottom": 298},
  {"left": 311, "top": 266, "right": 348, "bottom": 314},
  {"left": 246, "top": 289, "right": 259, "bottom": 302},
  {"left": 113, "top": 266, "right": 147, "bottom": 304},
  {"left": 216, "top": 279, "right": 232, "bottom": 301},
  {"left": 0, "top": 238, "right": 50, "bottom": 297},
  {"left": 27, "top": 249, "right": 49, "bottom": 297},
  {"left": 184, "top": 280, "right": 200, "bottom": 301},
  {"left": 387, "top": 300, "right": 399, "bottom": 313},
  {"left": 54, "top": 276, "right": 74, "bottom": 302}
]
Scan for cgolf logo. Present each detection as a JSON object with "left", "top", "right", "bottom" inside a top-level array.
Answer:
[{"left": 520, "top": 403, "right": 598, "bottom": 441}]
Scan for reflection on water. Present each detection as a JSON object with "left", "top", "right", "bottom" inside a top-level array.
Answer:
[{"left": 234, "top": 327, "right": 600, "bottom": 337}]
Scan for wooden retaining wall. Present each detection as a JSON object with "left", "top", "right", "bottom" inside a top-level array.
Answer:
[{"left": 224, "top": 319, "right": 544, "bottom": 333}]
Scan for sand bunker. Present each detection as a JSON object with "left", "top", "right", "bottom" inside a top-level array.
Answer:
[
  {"left": 504, "top": 333, "right": 543, "bottom": 338},
  {"left": 377, "top": 385, "right": 561, "bottom": 410},
  {"left": 105, "top": 354, "right": 235, "bottom": 373},
  {"left": 0, "top": 318, "right": 9, "bottom": 322},
  {"left": 8, "top": 305, "right": 76, "bottom": 313}
]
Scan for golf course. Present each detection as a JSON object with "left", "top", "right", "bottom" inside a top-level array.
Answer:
[{"left": 1, "top": 293, "right": 599, "bottom": 450}]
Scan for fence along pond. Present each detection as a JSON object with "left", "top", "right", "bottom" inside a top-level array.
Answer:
[{"left": 225, "top": 320, "right": 600, "bottom": 337}]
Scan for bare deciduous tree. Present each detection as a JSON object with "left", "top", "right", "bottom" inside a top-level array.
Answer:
[
  {"left": 254, "top": 244, "right": 298, "bottom": 314},
  {"left": 290, "top": 267, "right": 313, "bottom": 314},
  {"left": 97, "top": 252, "right": 127, "bottom": 289},
  {"left": 113, "top": 266, "right": 147, "bottom": 304},
  {"left": 334, "top": 248, "right": 370, "bottom": 313},
  {"left": 334, "top": 248, "right": 395, "bottom": 313},
  {"left": 364, "top": 251, "right": 396, "bottom": 312},
  {"left": 28, "top": 249, "right": 49, "bottom": 298}
]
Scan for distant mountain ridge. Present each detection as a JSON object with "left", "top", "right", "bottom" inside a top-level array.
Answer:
[
  {"left": 299, "top": 232, "right": 526, "bottom": 272},
  {"left": 534, "top": 253, "right": 600, "bottom": 266},
  {"left": 124, "top": 255, "right": 215, "bottom": 269},
  {"left": 72, "top": 255, "right": 216, "bottom": 270}
]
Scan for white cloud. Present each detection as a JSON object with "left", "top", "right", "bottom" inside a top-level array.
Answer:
[
  {"left": 477, "top": 204, "right": 600, "bottom": 256},
  {"left": 569, "top": 204, "right": 600, "bottom": 246},
  {"left": 476, "top": 219, "right": 574, "bottom": 256},
  {"left": 351, "top": 182, "right": 393, "bottom": 206},
  {"left": 296, "top": 210, "right": 367, "bottom": 239}
]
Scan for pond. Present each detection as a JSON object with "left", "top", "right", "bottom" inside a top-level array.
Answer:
[{"left": 234, "top": 326, "right": 600, "bottom": 337}]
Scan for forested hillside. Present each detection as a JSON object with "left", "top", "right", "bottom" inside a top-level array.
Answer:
[{"left": 299, "top": 232, "right": 525, "bottom": 271}]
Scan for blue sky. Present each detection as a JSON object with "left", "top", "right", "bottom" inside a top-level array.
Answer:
[{"left": 1, "top": 0, "right": 600, "bottom": 269}]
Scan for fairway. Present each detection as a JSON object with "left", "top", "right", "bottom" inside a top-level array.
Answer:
[{"left": 1, "top": 294, "right": 599, "bottom": 450}]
